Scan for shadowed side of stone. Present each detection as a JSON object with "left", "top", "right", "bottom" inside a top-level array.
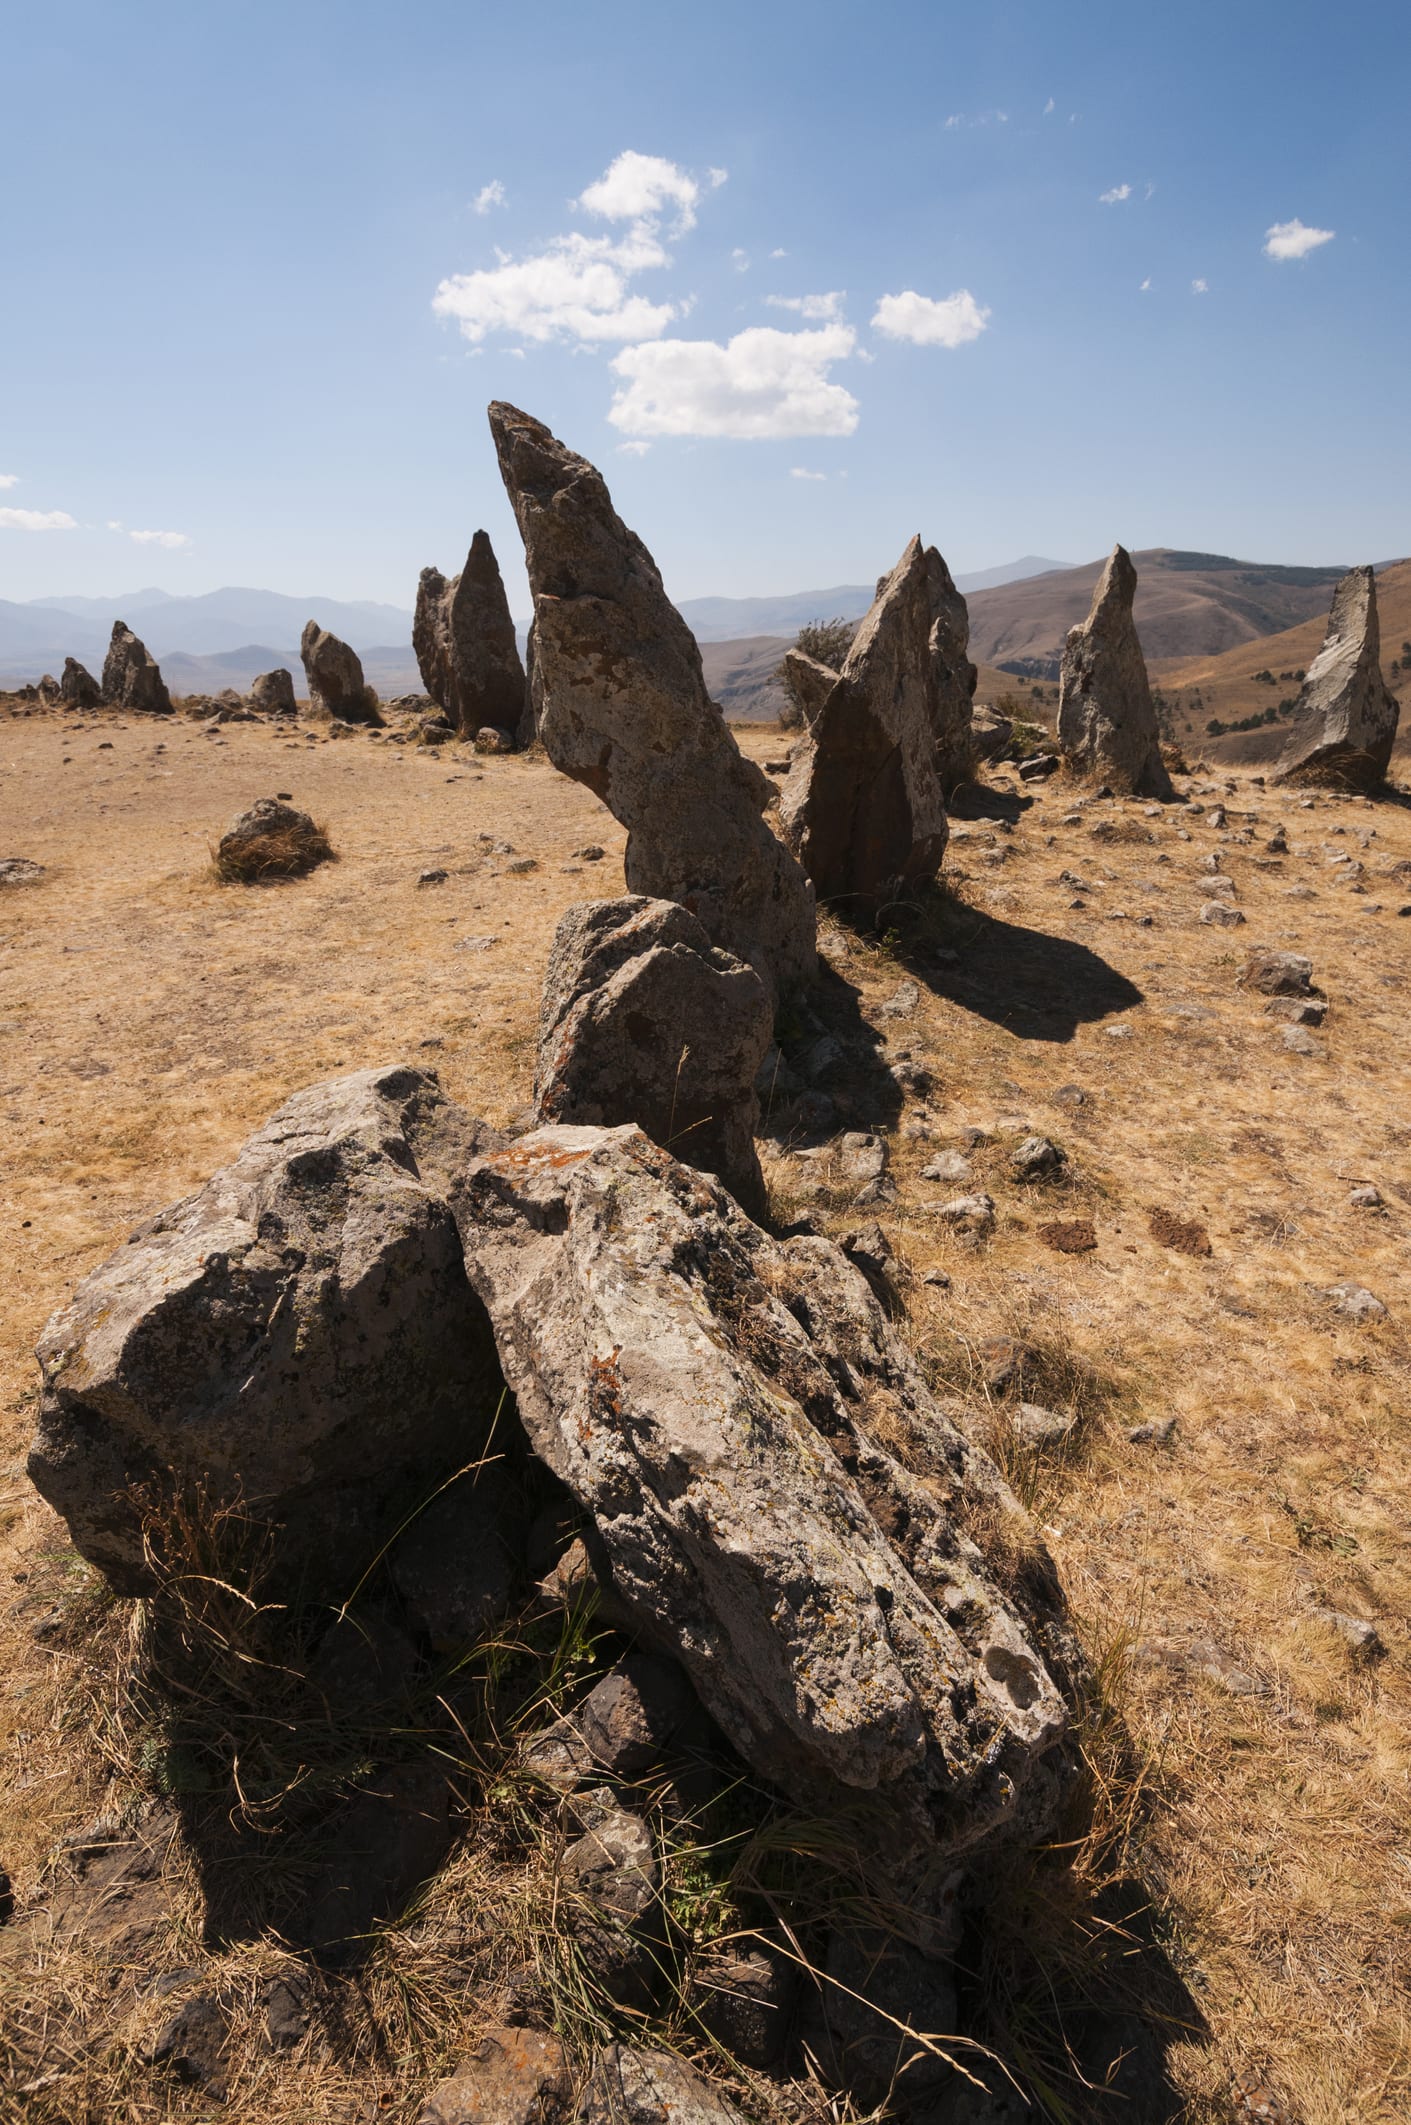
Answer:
[
  {"left": 300, "top": 620, "right": 380, "bottom": 723},
  {"left": 779, "top": 536, "right": 951, "bottom": 911},
  {"left": 1057, "top": 545, "right": 1172, "bottom": 798},
  {"left": 60, "top": 656, "right": 101, "bottom": 708},
  {"left": 533, "top": 896, "right": 772, "bottom": 1216},
  {"left": 102, "top": 622, "right": 172, "bottom": 714},
  {"left": 414, "top": 530, "right": 526, "bottom": 737},
  {"left": 926, "top": 545, "right": 979, "bottom": 792},
  {"left": 487, "top": 400, "right": 815, "bottom": 1002},
  {"left": 1274, "top": 565, "right": 1400, "bottom": 790}
]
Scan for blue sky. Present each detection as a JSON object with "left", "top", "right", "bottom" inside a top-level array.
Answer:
[{"left": 4, "top": 0, "right": 1408, "bottom": 616}]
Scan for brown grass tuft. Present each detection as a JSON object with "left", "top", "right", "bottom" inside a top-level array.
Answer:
[{"left": 211, "top": 820, "right": 336, "bottom": 883}]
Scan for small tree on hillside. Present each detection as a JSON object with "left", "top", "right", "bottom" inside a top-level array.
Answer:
[{"left": 773, "top": 616, "right": 857, "bottom": 727}]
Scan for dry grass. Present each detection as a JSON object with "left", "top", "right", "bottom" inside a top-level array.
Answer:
[
  {"left": 210, "top": 816, "right": 336, "bottom": 883},
  {"left": 1, "top": 700, "right": 1410, "bottom": 2119}
]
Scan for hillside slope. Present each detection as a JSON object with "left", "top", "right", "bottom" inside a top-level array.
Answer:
[{"left": 967, "top": 549, "right": 1354, "bottom": 677}]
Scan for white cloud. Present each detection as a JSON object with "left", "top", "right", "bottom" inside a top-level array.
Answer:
[
  {"left": 1264, "top": 218, "right": 1335, "bottom": 262},
  {"left": 789, "top": 467, "right": 827, "bottom": 481},
  {"left": 0, "top": 507, "right": 76, "bottom": 531},
  {"left": 434, "top": 226, "right": 679, "bottom": 345},
  {"left": 129, "top": 528, "right": 190, "bottom": 548},
  {"left": 770, "top": 247, "right": 788, "bottom": 259},
  {"left": 472, "top": 180, "right": 506, "bottom": 216},
  {"left": 1139, "top": 277, "right": 1151, "bottom": 291},
  {"left": 608, "top": 324, "right": 859, "bottom": 439},
  {"left": 617, "top": 440, "right": 652, "bottom": 456},
  {"left": 0, "top": 472, "right": 18, "bottom": 489},
  {"left": 731, "top": 247, "right": 750, "bottom": 272},
  {"left": 1099, "top": 183, "right": 1132, "bottom": 204},
  {"left": 871, "top": 288, "right": 990, "bottom": 348},
  {"left": 1044, "top": 96, "right": 1055, "bottom": 115},
  {"left": 707, "top": 167, "right": 728, "bottom": 191},
  {"left": 1192, "top": 278, "right": 1209, "bottom": 294},
  {"left": 107, "top": 518, "right": 124, "bottom": 530},
  {"left": 577, "top": 149, "right": 711, "bottom": 234},
  {"left": 766, "top": 290, "right": 846, "bottom": 322}
]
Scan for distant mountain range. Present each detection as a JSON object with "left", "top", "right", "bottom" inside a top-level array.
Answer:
[{"left": 675, "top": 557, "right": 1069, "bottom": 642}]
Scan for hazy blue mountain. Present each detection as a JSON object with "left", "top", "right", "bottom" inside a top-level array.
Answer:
[{"left": 676, "top": 557, "right": 1070, "bottom": 642}]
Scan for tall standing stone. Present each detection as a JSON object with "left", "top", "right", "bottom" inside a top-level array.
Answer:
[
  {"left": 925, "top": 547, "right": 978, "bottom": 791},
  {"left": 1274, "top": 566, "right": 1400, "bottom": 791},
  {"left": 413, "top": 530, "right": 526, "bottom": 737},
  {"left": 300, "top": 621, "right": 379, "bottom": 723},
  {"left": 101, "top": 623, "right": 172, "bottom": 714},
  {"left": 778, "top": 536, "right": 949, "bottom": 912},
  {"left": 59, "top": 657, "right": 101, "bottom": 709},
  {"left": 1056, "top": 545, "right": 1172, "bottom": 798},
  {"left": 488, "top": 402, "right": 814, "bottom": 1001}
]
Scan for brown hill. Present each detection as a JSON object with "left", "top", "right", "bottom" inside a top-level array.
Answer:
[
  {"left": 1152, "top": 558, "right": 1411, "bottom": 764},
  {"left": 967, "top": 549, "right": 1352, "bottom": 679}
]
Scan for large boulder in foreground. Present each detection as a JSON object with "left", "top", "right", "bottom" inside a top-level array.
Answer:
[
  {"left": 488, "top": 401, "right": 815, "bottom": 1002},
  {"left": 1056, "top": 545, "right": 1172, "bottom": 798},
  {"left": 300, "top": 621, "right": 379, "bottom": 724},
  {"left": 213, "top": 796, "right": 333, "bottom": 881},
  {"left": 101, "top": 622, "right": 171, "bottom": 715},
  {"left": 455, "top": 1123, "right": 1069, "bottom": 1916},
  {"left": 779, "top": 536, "right": 950, "bottom": 912},
  {"left": 414, "top": 530, "right": 526, "bottom": 737},
  {"left": 1274, "top": 566, "right": 1400, "bottom": 790},
  {"left": 30, "top": 1068, "right": 503, "bottom": 1598},
  {"left": 534, "top": 897, "right": 772, "bottom": 1218}
]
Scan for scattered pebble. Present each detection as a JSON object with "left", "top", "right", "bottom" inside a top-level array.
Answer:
[{"left": 1128, "top": 1417, "right": 1177, "bottom": 1446}]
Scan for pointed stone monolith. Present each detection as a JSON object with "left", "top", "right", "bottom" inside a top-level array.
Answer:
[
  {"left": 1274, "top": 566, "right": 1400, "bottom": 790},
  {"left": 101, "top": 623, "right": 171, "bottom": 714},
  {"left": 1056, "top": 545, "right": 1172, "bottom": 797},
  {"left": 413, "top": 530, "right": 526, "bottom": 737}
]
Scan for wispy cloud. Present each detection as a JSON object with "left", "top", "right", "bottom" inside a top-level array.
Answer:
[
  {"left": 608, "top": 324, "right": 859, "bottom": 439},
  {"left": 616, "top": 440, "right": 651, "bottom": 456},
  {"left": 871, "top": 288, "right": 990, "bottom": 348},
  {"left": 0, "top": 507, "right": 76, "bottom": 531},
  {"left": 1139, "top": 277, "right": 1151, "bottom": 292},
  {"left": 943, "top": 109, "right": 1008, "bottom": 129},
  {"left": 731, "top": 247, "right": 750, "bottom": 272},
  {"left": 1263, "top": 218, "right": 1335, "bottom": 262},
  {"left": 1099, "top": 183, "right": 1132, "bottom": 205},
  {"left": 770, "top": 247, "right": 788, "bottom": 259},
  {"left": 1043, "top": 96, "right": 1055, "bottom": 115},
  {"left": 0, "top": 472, "right": 18, "bottom": 490},
  {"left": 789, "top": 467, "right": 827, "bottom": 481},
  {"left": 1192, "top": 278, "right": 1209, "bottom": 294},
  {"left": 472, "top": 180, "right": 506, "bottom": 216},
  {"left": 766, "top": 290, "right": 846, "bottom": 322},
  {"left": 129, "top": 528, "right": 190, "bottom": 548}
]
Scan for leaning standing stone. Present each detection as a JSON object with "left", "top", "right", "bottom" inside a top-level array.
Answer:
[
  {"left": 1274, "top": 566, "right": 1399, "bottom": 791},
  {"left": 300, "top": 620, "right": 379, "bottom": 723}
]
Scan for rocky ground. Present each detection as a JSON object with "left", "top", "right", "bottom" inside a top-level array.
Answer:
[{"left": 0, "top": 698, "right": 1408, "bottom": 2123}]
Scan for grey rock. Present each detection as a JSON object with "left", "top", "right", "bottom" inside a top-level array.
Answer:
[
  {"left": 261, "top": 1972, "right": 310, "bottom": 2052},
  {"left": 1200, "top": 899, "right": 1246, "bottom": 927},
  {"left": 1265, "top": 997, "right": 1325, "bottom": 1026},
  {"left": 300, "top": 620, "right": 379, "bottom": 723},
  {"left": 1127, "top": 1418, "right": 1176, "bottom": 1447},
  {"left": 489, "top": 402, "right": 814, "bottom": 1001},
  {"left": 582, "top": 2046, "right": 743, "bottom": 2125},
  {"left": 1275, "top": 567, "right": 1400, "bottom": 791},
  {"left": 922, "top": 1151, "right": 973, "bottom": 1184},
  {"left": 779, "top": 536, "right": 950, "bottom": 913},
  {"left": 1242, "top": 949, "right": 1314, "bottom": 996},
  {"left": 1308, "top": 1602, "right": 1385, "bottom": 1664},
  {"left": 969, "top": 704, "right": 1013, "bottom": 762},
  {"left": 799, "top": 1032, "right": 845, "bottom": 1082},
  {"left": 880, "top": 977, "right": 921, "bottom": 1019},
  {"left": 1056, "top": 546, "right": 1172, "bottom": 797},
  {"left": 0, "top": 858, "right": 45, "bottom": 887},
  {"left": 101, "top": 621, "right": 171, "bottom": 714},
  {"left": 933, "top": 1192, "right": 996, "bottom": 1232},
  {"left": 841, "top": 1220, "right": 894, "bottom": 1285},
  {"left": 249, "top": 668, "right": 297, "bottom": 716},
  {"left": 416, "top": 2027, "right": 571, "bottom": 2125},
  {"left": 418, "top": 867, "right": 449, "bottom": 887},
  {"left": 690, "top": 1942, "right": 798, "bottom": 2068},
  {"left": 214, "top": 796, "right": 330, "bottom": 879},
  {"left": 580, "top": 1654, "right": 695, "bottom": 1777},
  {"left": 30, "top": 1066, "right": 505, "bottom": 1597},
  {"left": 1346, "top": 1184, "right": 1382, "bottom": 1208},
  {"left": 533, "top": 897, "right": 772, "bottom": 1217},
  {"left": 1012, "top": 1404, "right": 1074, "bottom": 1447},
  {"left": 453, "top": 1125, "right": 1067, "bottom": 1901},
  {"left": 414, "top": 531, "right": 527, "bottom": 738},
  {"left": 925, "top": 545, "right": 978, "bottom": 792},
  {"left": 474, "top": 726, "right": 516, "bottom": 754},
  {"left": 837, "top": 1129, "right": 890, "bottom": 1193},
  {"left": 1280, "top": 1024, "right": 1322, "bottom": 1056},
  {"left": 1010, "top": 1135, "right": 1065, "bottom": 1180},
  {"left": 144, "top": 1993, "right": 227, "bottom": 2095},
  {"left": 59, "top": 657, "right": 101, "bottom": 708},
  {"left": 1018, "top": 751, "right": 1059, "bottom": 780},
  {"left": 561, "top": 1807, "right": 660, "bottom": 2005},
  {"left": 1321, "top": 1282, "right": 1386, "bottom": 1321}
]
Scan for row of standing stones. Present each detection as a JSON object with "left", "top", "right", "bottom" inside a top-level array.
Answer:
[{"left": 14, "top": 404, "right": 1402, "bottom": 2120}]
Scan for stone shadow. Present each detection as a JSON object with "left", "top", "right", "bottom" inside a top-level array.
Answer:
[{"left": 881, "top": 886, "right": 1144, "bottom": 1044}]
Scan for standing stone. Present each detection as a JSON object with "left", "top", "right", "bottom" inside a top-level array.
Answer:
[
  {"left": 518, "top": 618, "right": 545, "bottom": 749},
  {"left": 488, "top": 402, "right": 815, "bottom": 1002},
  {"left": 59, "top": 657, "right": 101, "bottom": 709},
  {"left": 534, "top": 897, "right": 772, "bottom": 1216},
  {"left": 413, "top": 530, "right": 527, "bottom": 737},
  {"left": 249, "top": 667, "right": 297, "bottom": 716},
  {"left": 101, "top": 622, "right": 171, "bottom": 714},
  {"left": 1274, "top": 567, "right": 1400, "bottom": 791},
  {"left": 1056, "top": 546, "right": 1172, "bottom": 798},
  {"left": 300, "top": 620, "right": 379, "bottom": 723},
  {"left": 778, "top": 536, "right": 950, "bottom": 912},
  {"left": 925, "top": 546, "right": 978, "bottom": 791}
]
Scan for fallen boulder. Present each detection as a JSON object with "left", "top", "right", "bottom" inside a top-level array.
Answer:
[
  {"left": 213, "top": 796, "right": 333, "bottom": 881},
  {"left": 300, "top": 620, "right": 380, "bottom": 724},
  {"left": 488, "top": 401, "right": 815, "bottom": 1001},
  {"left": 533, "top": 897, "right": 772, "bottom": 1216},
  {"left": 101, "top": 622, "right": 171, "bottom": 714},
  {"left": 414, "top": 530, "right": 527, "bottom": 737},
  {"left": 30, "top": 1067, "right": 504, "bottom": 1598},
  {"left": 779, "top": 536, "right": 950, "bottom": 912},
  {"left": 418, "top": 2027, "right": 571, "bottom": 2125},
  {"left": 1274, "top": 566, "right": 1400, "bottom": 791},
  {"left": 249, "top": 667, "right": 297, "bottom": 716},
  {"left": 1056, "top": 546, "right": 1172, "bottom": 798},
  {"left": 59, "top": 657, "right": 101, "bottom": 709},
  {"left": 453, "top": 1123, "right": 1069, "bottom": 1919}
]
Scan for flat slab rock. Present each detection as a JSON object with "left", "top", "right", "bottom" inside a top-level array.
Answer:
[
  {"left": 1275, "top": 566, "right": 1399, "bottom": 791},
  {"left": 453, "top": 1122, "right": 1068, "bottom": 1905}
]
